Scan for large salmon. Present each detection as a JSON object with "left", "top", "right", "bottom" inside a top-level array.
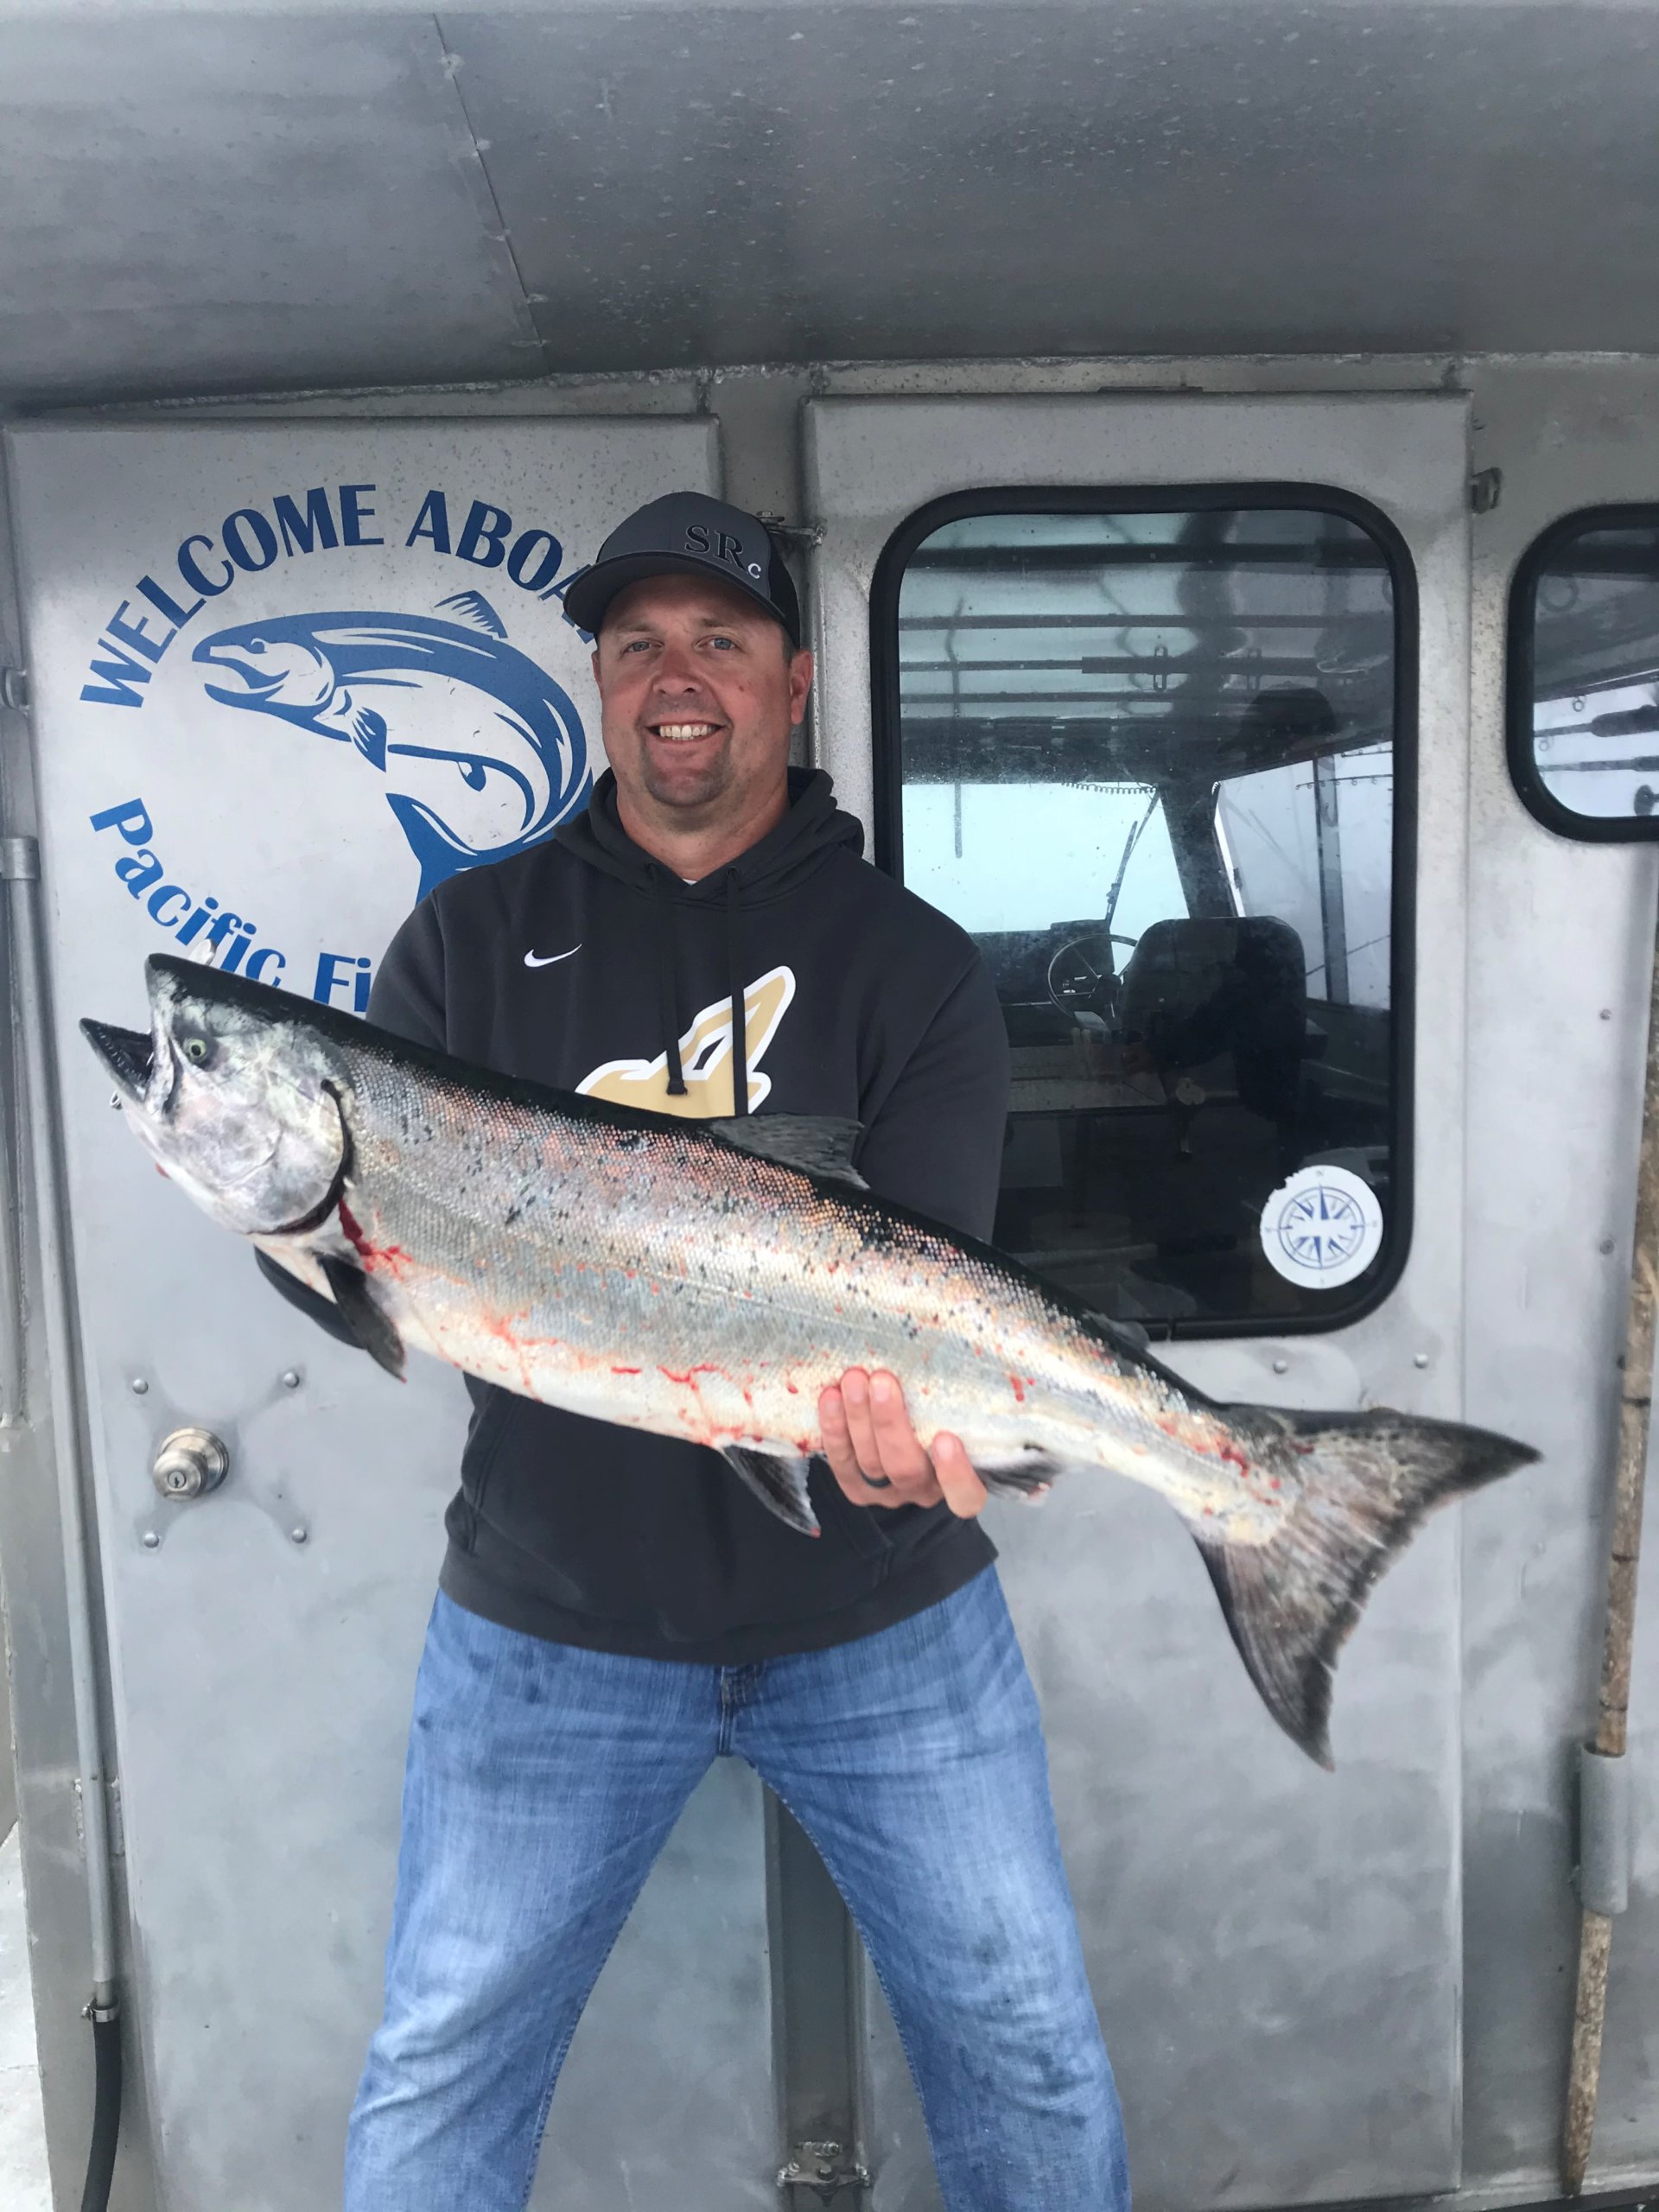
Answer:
[{"left": 85, "top": 955, "right": 1536, "bottom": 1765}]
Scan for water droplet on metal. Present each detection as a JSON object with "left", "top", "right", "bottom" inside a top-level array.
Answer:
[
  {"left": 281, "top": 1370, "right": 302, "bottom": 1390},
  {"left": 141, "top": 1530, "right": 159, "bottom": 1550},
  {"left": 130, "top": 1377, "right": 148, "bottom": 1395}
]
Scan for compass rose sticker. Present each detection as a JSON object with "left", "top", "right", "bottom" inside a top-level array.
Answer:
[{"left": 1259, "top": 1163, "right": 1384, "bottom": 1290}]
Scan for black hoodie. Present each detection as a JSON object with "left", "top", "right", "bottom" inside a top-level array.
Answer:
[{"left": 262, "top": 768, "right": 1010, "bottom": 1662}]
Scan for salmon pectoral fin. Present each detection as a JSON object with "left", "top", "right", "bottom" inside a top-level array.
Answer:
[
  {"left": 1197, "top": 1405, "right": 1540, "bottom": 1769},
  {"left": 318, "top": 1255, "right": 406, "bottom": 1382},
  {"left": 718, "top": 1446, "right": 821, "bottom": 1537}
]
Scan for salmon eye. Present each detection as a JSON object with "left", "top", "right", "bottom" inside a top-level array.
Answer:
[{"left": 181, "top": 1032, "right": 216, "bottom": 1067}]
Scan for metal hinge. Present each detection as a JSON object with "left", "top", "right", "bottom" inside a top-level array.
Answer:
[
  {"left": 0, "top": 668, "right": 29, "bottom": 713},
  {"left": 71, "top": 1773, "right": 126, "bottom": 1858},
  {"left": 779, "top": 2141, "right": 870, "bottom": 2201}
]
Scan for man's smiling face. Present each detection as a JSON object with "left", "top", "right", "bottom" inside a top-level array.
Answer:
[{"left": 593, "top": 572, "right": 812, "bottom": 840}]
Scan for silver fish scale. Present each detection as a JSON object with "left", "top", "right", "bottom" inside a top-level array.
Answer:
[{"left": 319, "top": 1039, "right": 1271, "bottom": 1529}]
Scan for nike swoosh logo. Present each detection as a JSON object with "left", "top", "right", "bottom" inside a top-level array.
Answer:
[{"left": 524, "top": 944, "right": 582, "bottom": 969}]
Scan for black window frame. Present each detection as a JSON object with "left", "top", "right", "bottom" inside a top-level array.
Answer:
[
  {"left": 868, "top": 481, "right": 1420, "bottom": 1343},
  {"left": 1506, "top": 503, "right": 1659, "bottom": 844}
]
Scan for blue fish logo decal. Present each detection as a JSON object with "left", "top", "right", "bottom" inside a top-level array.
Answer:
[{"left": 193, "top": 592, "right": 590, "bottom": 896}]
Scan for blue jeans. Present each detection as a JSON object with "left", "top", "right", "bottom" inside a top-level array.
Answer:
[{"left": 345, "top": 1568, "right": 1128, "bottom": 2210}]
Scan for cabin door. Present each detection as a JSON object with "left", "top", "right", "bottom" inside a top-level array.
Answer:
[
  {"left": 806, "top": 394, "right": 1473, "bottom": 2207},
  {"left": 4, "top": 416, "right": 788, "bottom": 2212}
]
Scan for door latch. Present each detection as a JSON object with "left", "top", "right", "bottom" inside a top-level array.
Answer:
[{"left": 150, "top": 1425, "right": 230, "bottom": 1500}]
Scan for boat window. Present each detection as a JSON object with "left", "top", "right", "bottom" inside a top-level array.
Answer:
[
  {"left": 874, "top": 494, "right": 1412, "bottom": 1337},
  {"left": 1509, "top": 507, "right": 1659, "bottom": 842}
]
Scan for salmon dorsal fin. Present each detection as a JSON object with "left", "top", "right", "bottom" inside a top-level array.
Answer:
[
  {"left": 1083, "top": 1307, "right": 1151, "bottom": 1354},
  {"left": 710, "top": 1114, "right": 867, "bottom": 1190}
]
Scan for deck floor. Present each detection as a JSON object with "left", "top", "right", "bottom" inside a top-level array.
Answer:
[{"left": 0, "top": 1825, "right": 51, "bottom": 2210}]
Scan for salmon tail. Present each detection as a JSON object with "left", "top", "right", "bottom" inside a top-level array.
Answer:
[{"left": 1194, "top": 1406, "right": 1539, "bottom": 1768}]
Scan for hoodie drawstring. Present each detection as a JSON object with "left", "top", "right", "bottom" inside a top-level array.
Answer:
[
  {"left": 653, "top": 874, "right": 688, "bottom": 1096},
  {"left": 726, "top": 871, "right": 748, "bottom": 1119},
  {"left": 651, "top": 864, "right": 747, "bottom": 1114}
]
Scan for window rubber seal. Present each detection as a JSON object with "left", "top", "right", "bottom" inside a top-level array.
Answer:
[
  {"left": 866, "top": 480, "right": 1419, "bottom": 1344},
  {"left": 1505, "top": 502, "right": 1659, "bottom": 844}
]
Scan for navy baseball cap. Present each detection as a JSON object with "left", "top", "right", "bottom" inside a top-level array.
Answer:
[{"left": 564, "top": 492, "right": 803, "bottom": 646}]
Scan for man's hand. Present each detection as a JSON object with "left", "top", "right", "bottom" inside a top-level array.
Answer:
[{"left": 818, "top": 1369, "right": 989, "bottom": 1519}]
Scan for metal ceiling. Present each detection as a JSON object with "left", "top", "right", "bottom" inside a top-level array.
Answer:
[{"left": 2, "top": 1, "right": 1657, "bottom": 409}]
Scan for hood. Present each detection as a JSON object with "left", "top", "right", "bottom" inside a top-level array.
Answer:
[{"left": 555, "top": 766, "right": 863, "bottom": 905}]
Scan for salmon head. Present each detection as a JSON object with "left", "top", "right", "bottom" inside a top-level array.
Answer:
[{"left": 82, "top": 957, "right": 350, "bottom": 1236}]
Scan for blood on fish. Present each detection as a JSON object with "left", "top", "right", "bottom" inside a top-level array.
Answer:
[
  {"left": 331, "top": 1199, "right": 410, "bottom": 1277},
  {"left": 612, "top": 1366, "right": 641, "bottom": 1376},
  {"left": 471, "top": 1304, "right": 550, "bottom": 1395}
]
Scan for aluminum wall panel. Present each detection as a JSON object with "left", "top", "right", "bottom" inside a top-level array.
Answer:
[
  {"left": 0, "top": 16, "right": 538, "bottom": 404},
  {"left": 1, "top": 416, "right": 789, "bottom": 2212},
  {"left": 806, "top": 394, "right": 1476, "bottom": 2208},
  {"left": 10, "top": 2, "right": 1658, "bottom": 409},
  {"left": 1460, "top": 359, "right": 1659, "bottom": 2192},
  {"left": 452, "top": 4, "right": 1659, "bottom": 372}
]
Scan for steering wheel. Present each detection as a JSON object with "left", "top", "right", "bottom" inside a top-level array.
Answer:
[{"left": 1045, "top": 932, "right": 1140, "bottom": 1021}]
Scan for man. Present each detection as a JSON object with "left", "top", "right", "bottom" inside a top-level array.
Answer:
[{"left": 270, "top": 493, "right": 1128, "bottom": 2209}]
